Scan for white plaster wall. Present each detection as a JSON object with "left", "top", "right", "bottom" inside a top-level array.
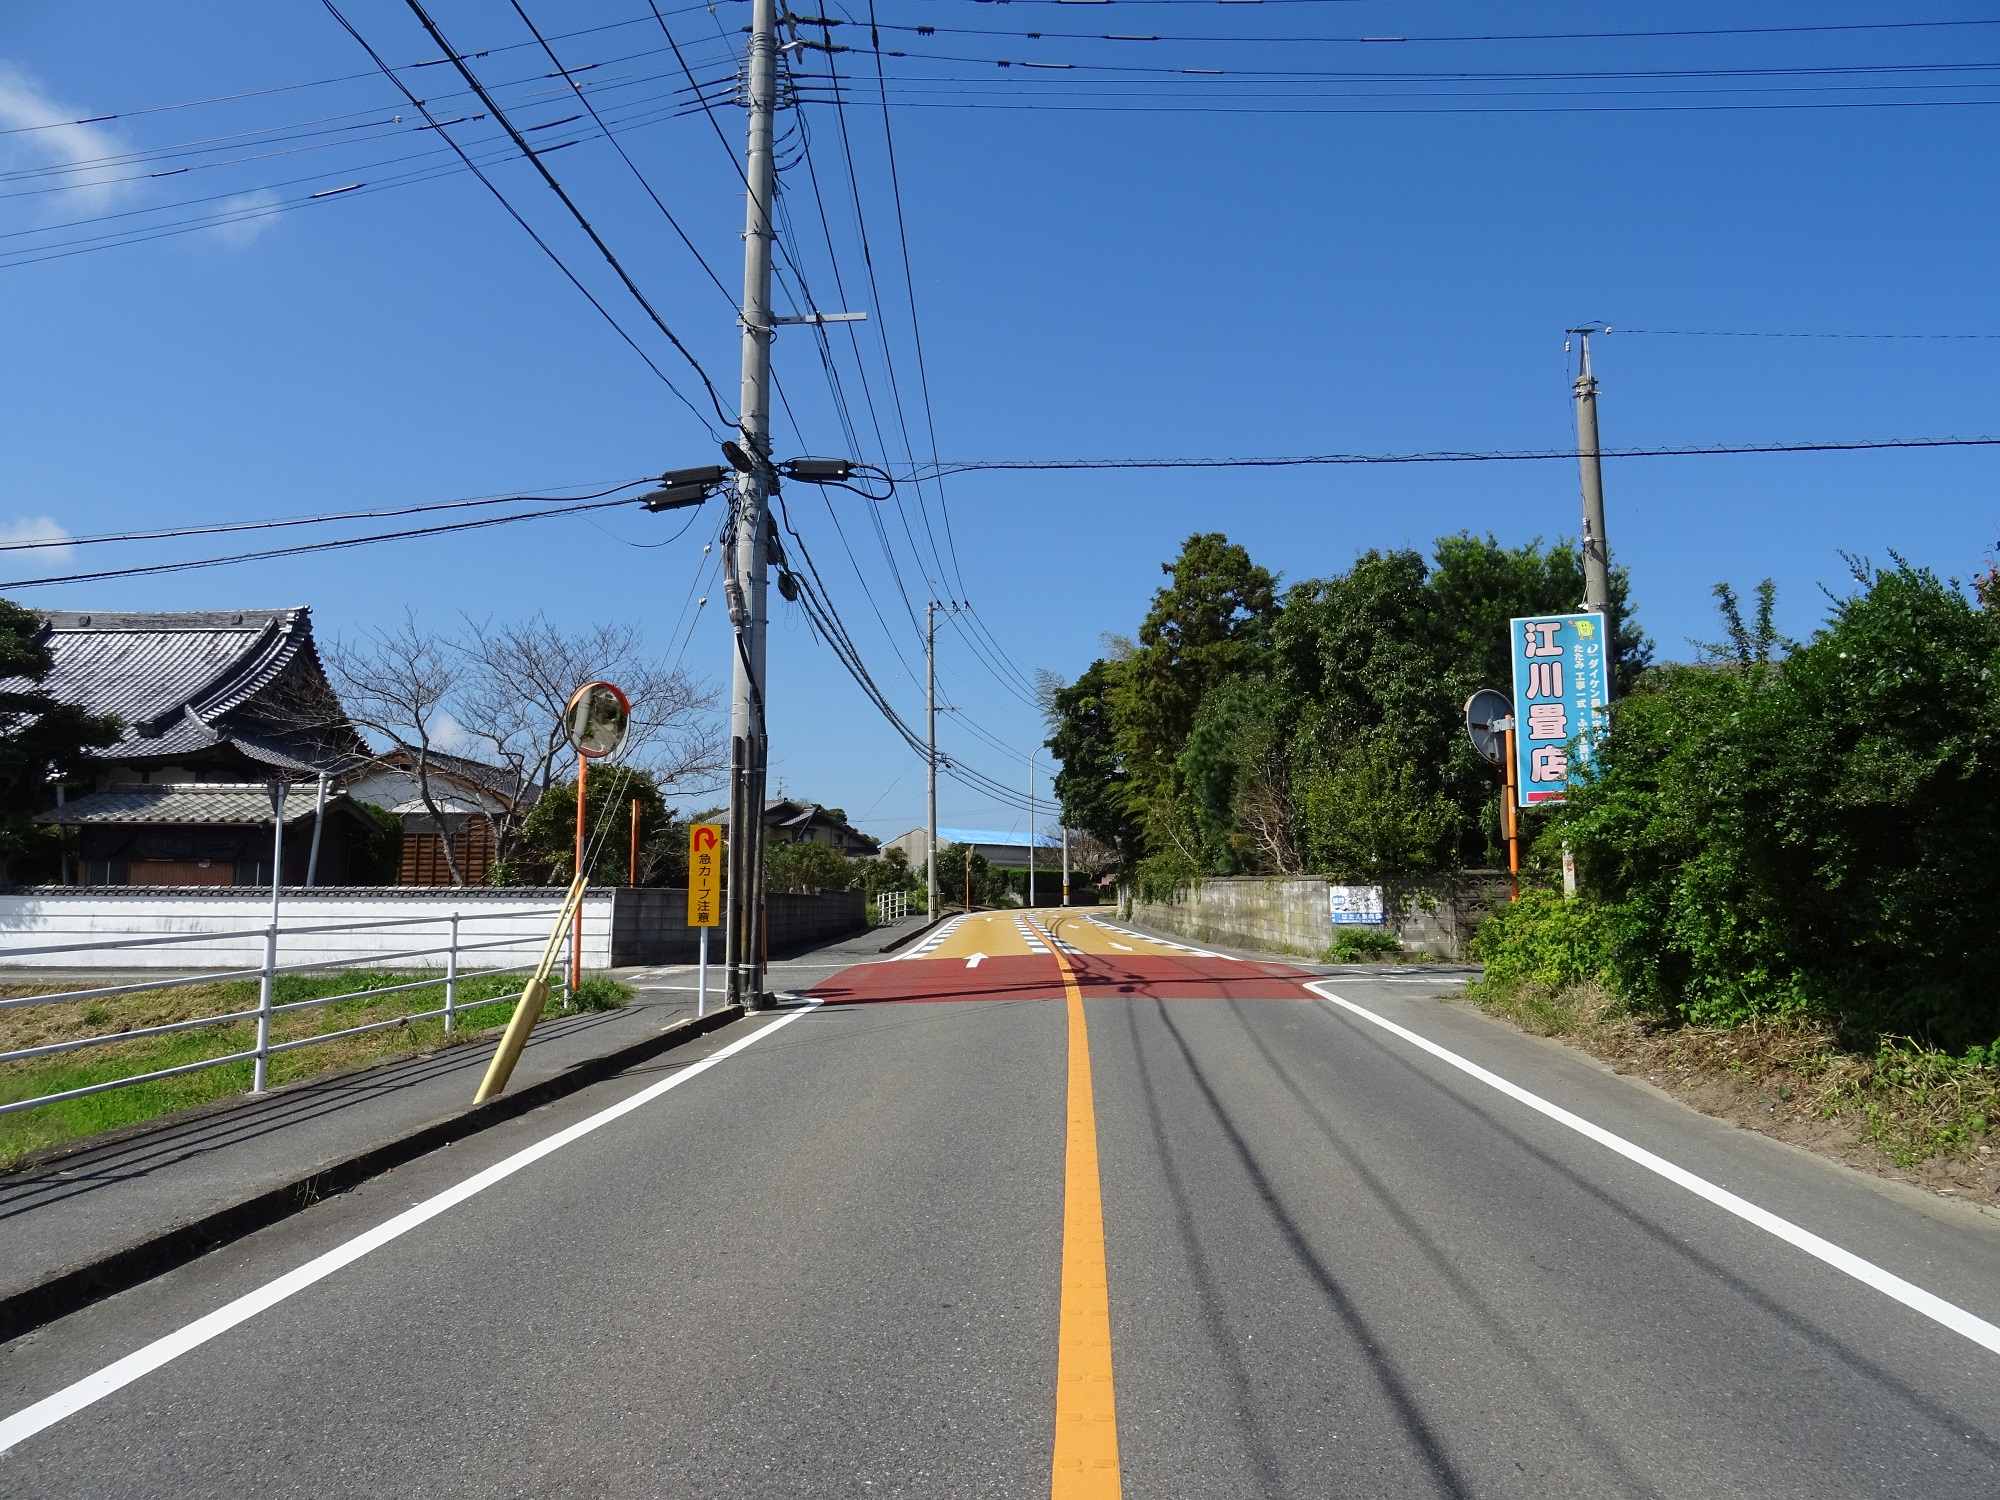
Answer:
[{"left": 0, "top": 891, "right": 611, "bottom": 971}]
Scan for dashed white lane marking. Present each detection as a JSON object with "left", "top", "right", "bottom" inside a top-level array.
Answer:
[
  {"left": 0, "top": 1002, "right": 824, "bottom": 1455},
  {"left": 1013, "top": 916, "right": 1050, "bottom": 953},
  {"left": 1306, "top": 982, "right": 2000, "bottom": 1359},
  {"left": 1083, "top": 914, "right": 1237, "bottom": 961},
  {"left": 896, "top": 913, "right": 971, "bottom": 961},
  {"left": 1109, "top": 942, "right": 1134, "bottom": 952}
]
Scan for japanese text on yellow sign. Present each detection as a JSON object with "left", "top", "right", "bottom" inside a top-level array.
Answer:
[{"left": 687, "top": 824, "right": 722, "bottom": 926}]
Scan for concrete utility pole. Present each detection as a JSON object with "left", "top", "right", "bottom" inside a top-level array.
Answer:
[
  {"left": 924, "top": 598, "right": 965, "bottom": 918},
  {"left": 926, "top": 600, "right": 939, "bottom": 920},
  {"left": 725, "top": 0, "right": 778, "bottom": 1011},
  {"left": 1570, "top": 327, "right": 1613, "bottom": 617}
]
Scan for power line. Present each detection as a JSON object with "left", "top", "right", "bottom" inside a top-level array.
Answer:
[
  {"left": 505, "top": 0, "right": 739, "bottom": 309},
  {"left": 0, "top": 481, "right": 649, "bottom": 553},
  {"left": 864, "top": 0, "right": 975, "bottom": 608},
  {"left": 794, "top": 92, "right": 2000, "bottom": 119},
  {"left": 395, "top": 0, "right": 732, "bottom": 429},
  {"left": 1617, "top": 327, "right": 2000, "bottom": 341},
  {"left": 911, "top": 435, "right": 2000, "bottom": 479},
  {"left": 0, "top": 1, "right": 732, "bottom": 138},
  {"left": 318, "top": 0, "right": 722, "bottom": 431},
  {"left": 869, "top": 17, "right": 2000, "bottom": 48},
  {"left": 854, "top": 52, "right": 2000, "bottom": 85},
  {"left": 1, "top": 489, "right": 674, "bottom": 590}
]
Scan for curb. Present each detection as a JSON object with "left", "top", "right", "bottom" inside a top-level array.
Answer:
[
  {"left": 877, "top": 916, "right": 947, "bottom": 953},
  {"left": 0, "top": 1003, "right": 745, "bottom": 1344}
]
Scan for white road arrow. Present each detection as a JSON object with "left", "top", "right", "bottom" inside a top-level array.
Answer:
[{"left": 965, "top": 953, "right": 987, "bottom": 969}]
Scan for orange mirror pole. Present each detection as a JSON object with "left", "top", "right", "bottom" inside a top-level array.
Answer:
[
  {"left": 1503, "top": 727, "right": 1521, "bottom": 900},
  {"left": 571, "top": 753, "right": 588, "bottom": 991}
]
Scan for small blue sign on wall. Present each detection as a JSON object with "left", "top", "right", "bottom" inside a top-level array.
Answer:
[
  {"left": 1508, "top": 611, "right": 1609, "bottom": 807},
  {"left": 1329, "top": 885, "right": 1385, "bottom": 925}
]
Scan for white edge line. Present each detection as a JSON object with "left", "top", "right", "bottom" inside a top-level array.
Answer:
[
  {"left": 0, "top": 1001, "right": 822, "bottom": 1455},
  {"left": 1304, "top": 981, "right": 2000, "bottom": 1357}
]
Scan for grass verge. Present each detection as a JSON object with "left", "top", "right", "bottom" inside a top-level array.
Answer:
[
  {"left": 0, "top": 969, "right": 632, "bottom": 1171},
  {"left": 1467, "top": 977, "right": 2000, "bottom": 1200}
]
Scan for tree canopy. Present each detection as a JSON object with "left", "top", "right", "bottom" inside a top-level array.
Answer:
[
  {"left": 0, "top": 599, "right": 121, "bottom": 881},
  {"left": 1045, "top": 530, "right": 1648, "bottom": 895}
]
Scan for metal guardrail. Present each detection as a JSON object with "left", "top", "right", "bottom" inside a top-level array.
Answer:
[{"left": 0, "top": 905, "right": 572, "bottom": 1119}]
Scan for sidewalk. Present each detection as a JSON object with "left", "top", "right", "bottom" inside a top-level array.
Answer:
[{"left": 0, "top": 919, "right": 921, "bottom": 1339}]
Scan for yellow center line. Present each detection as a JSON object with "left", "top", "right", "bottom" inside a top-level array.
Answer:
[{"left": 1033, "top": 914, "right": 1122, "bottom": 1497}]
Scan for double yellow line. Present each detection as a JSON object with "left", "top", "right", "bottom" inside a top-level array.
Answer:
[{"left": 1034, "top": 915, "right": 1122, "bottom": 1498}]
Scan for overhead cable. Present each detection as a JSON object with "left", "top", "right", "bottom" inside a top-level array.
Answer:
[
  {"left": 319, "top": 0, "right": 722, "bottom": 431},
  {"left": 910, "top": 436, "right": 2000, "bottom": 479},
  {"left": 0, "top": 486, "right": 664, "bottom": 590},
  {"left": 396, "top": 0, "right": 732, "bottom": 429},
  {"left": 0, "top": 482, "right": 649, "bottom": 553}
]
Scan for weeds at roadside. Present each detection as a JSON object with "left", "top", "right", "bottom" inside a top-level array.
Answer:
[
  {"left": 1466, "top": 975, "right": 2000, "bottom": 1186},
  {"left": 1324, "top": 929, "right": 1403, "bottom": 964}
]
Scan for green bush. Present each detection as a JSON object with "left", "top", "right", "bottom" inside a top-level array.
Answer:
[
  {"left": 1559, "top": 563, "right": 2000, "bottom": 1047},
  {"left": 1327, "top": 928, "right": 1402, "bottom": 962},
  {"left": 764, "top": 838, "right": 858, "bottom": 894},
  {"left": 1469, "top": 889, "right": 1612, "bottom": 994}
]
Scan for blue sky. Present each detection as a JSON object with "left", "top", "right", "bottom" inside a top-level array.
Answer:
[{"left": 2, "top": 1, "right": 1996, "bottom": 841}]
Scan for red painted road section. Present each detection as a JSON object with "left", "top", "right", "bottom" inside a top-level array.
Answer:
[
  {"left": 805, "top": 955, "right": 1064, "bottom": 1005},
  {"left": 802, "top": 950, "right": 1317, "bottom": 1006},
  {"left": 1065, "top": 950, "right": 1316, "bottom": 1001}
]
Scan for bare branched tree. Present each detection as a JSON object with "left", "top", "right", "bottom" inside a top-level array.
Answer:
[
  {"left": 455, "top": 614, "right": 723, "bottom": 866},
  {"left": 1033, "top": 667, "right": 1066, "bottom": 731},
  {"left": 325, "top": 611, "right": 468, "bottom": 886}
]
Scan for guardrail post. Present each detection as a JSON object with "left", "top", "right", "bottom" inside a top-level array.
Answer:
[
  {"left": 252, "top": 781, "right": 288, "bottom": 1093},
  {"left": 444, "top": 912, "right": 460, "bottom": 1036}
]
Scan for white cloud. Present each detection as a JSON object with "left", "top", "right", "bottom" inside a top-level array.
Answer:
[
  {"left": 0, "top": 61, "right": 135, "bottom": 217},
  {"left": 207, "top": 189, "right": 283, "bottom": 249},
  {"left": 427, "top": 712, "right": 473, "bottom": 755},
  {"left": 0, "top": 516, "right": 74, "bottom": 567}
]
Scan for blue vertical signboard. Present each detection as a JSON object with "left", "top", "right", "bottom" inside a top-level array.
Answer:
[{"left": 1509, "top": 612, "right": 1609, "bottom": 806}]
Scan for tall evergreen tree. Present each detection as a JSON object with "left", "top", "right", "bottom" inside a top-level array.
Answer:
[{"left": 0, "top": 599, "right": 122, "bottom": 881}]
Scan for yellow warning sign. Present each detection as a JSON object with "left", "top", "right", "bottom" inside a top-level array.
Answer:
[{"left": 687, "top": 824, "right": 722, "bottom": 927}]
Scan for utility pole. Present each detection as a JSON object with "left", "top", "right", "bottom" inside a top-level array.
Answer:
[
  {"left": 926, "top": 600, "right": 939, "bottom": 920},
  {"left": 724, "top": 0, "right": 778, "bottom": 1011},
  {"left": 1570, "top": 326, "right": 1613, "bottom": 619},
  {"left": 1028, "top": 746, "right": 1039, "bottom": 908},
  {"left": 924, "top": 598, "right": 965, "bottom": 919}
]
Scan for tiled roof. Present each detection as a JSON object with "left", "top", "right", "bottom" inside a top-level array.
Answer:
[
  {"left": 33, "top": 782, "right": 343, "bottom": 826},
  {"left": 3, "top": 608, "right": 365, "bottom": 771},
  {"left": 27, "top": 610, "right": 303, "bottom": 734}
]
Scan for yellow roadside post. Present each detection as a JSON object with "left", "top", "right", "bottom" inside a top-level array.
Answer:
[
  {"left": 688, "top": 823, "right": 721, "bottom": 1016},
  {"left": 472, "top": 874, "right": 590, "bottom": 1104}
]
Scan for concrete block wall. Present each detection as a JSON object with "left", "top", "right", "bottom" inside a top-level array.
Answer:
[
  {"left": 609, "top": 888, "right": 868, "bottom": 965},
  {"left": 1133, "top": 874, "right": 1513, "bottom": 961}
]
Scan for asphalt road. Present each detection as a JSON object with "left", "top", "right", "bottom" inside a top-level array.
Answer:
[{"left": 3, "top": 909, "right": 1998, "bottom": 1496}]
